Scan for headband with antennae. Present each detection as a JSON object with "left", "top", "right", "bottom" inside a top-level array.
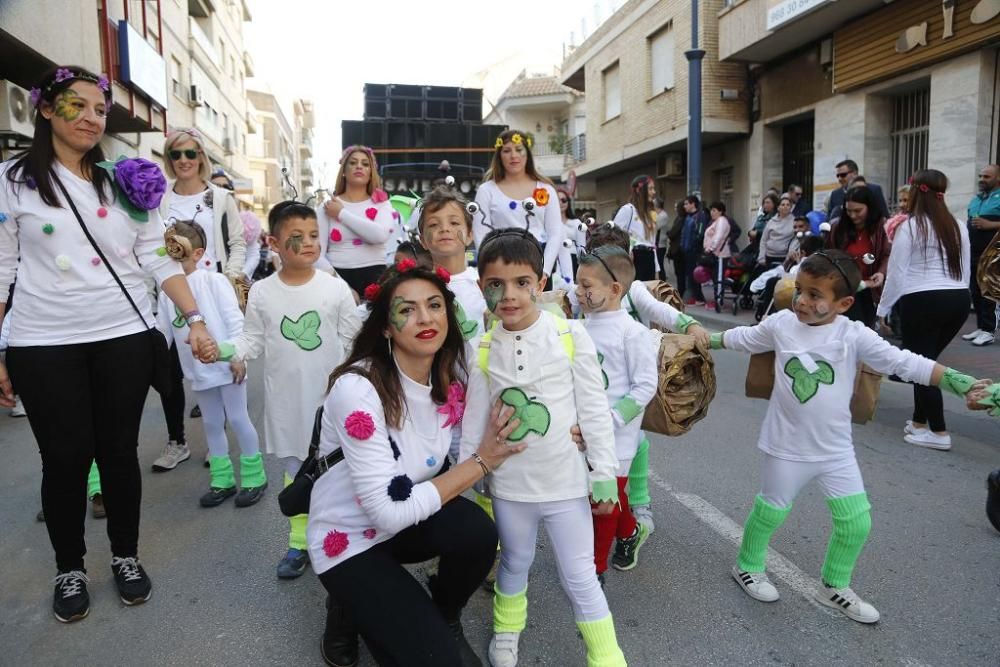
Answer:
[
  {"left": 281, "top": 167, "right": 299, "bottom": 202},
  {"left": 811, "top": 251, "right": 853, "bottom": 293}
]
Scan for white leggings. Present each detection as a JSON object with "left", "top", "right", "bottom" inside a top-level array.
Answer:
[
  {"left": 191, "top": 383, "right": 259, "bottom": 459},
  {"left": 759, "top": 454, "right": 866, "bottom": 509},
  {"left": 493, "top": 496, "right": 610, "bottom": 622}
]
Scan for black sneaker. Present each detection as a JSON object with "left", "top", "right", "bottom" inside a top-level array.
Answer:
[
  {"left": 448, "top": 619, "right": 483, "bottom": 667},
  {"left": 321, "top": 595, "right": 359, "bottom": 667},
  {"left": 611, "top": 523, "right": 650, "bottom": 571},
  {"left": 235, "top": 483, "right": 268, "bottom": 508},
  {"left": 199, "top": 486, "right": 237, "bottom": 508},
  {"left": 987, "top": 469, "right": 1000, "bottom": 533},
  {"left": 111, "top": 556, "right": 152, "bottom": 605},
  {"left": 52, "top": 570, "right": 90, "bottom": 623},
  {"left": 190, "top": 404, "right": 201, "bottom": 418}
]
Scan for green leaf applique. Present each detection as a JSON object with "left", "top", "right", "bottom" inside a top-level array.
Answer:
[
  {"left": 499, "top": 387, "right": 551, "bottom": 441},
  {"left": 280, "top": 310, "right": 323, "bottom": 351},
  {"left": 172, "top": 306, "right": 186, "bottom": 328},
  {"left": 454, "top": 302, "right": 479, "bottom": 340},
  {"left": 597, "top": 351, "right": 609, "bottom": 390},
  {"left": 783, "top": 356, "right": 835, "bottom": 403}
]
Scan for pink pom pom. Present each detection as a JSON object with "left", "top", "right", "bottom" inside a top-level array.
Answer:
[
  {"left": 97, "top": 207, "right": 108, "bottom": 218},
  {"left": 344, "top": 410, "right": 376, "bottom": 440},
  {"left": 392, "top": 211, "right": 400, "bottom": 220},
  {"left": 90, "top": 257, "right": 101, "bottom": 266},
  {"left": 371, "top": 189, "right": 388, "bottom": 204},
  {"left": 352, "top": 238, "right": 363, "bottom": 246},
  {"left": 363, "top": 528, "right": 377, "bottom": 540},
  {"left": 365, "top": 207, "right": 378, "bottom": 221},
  {"left": 330, "top": 228, "right": 342, "bottom": 243},
  {"left": 692, "top": 265, "right": 712, "bottom": 285},
  {"left": 322, "top": 530, "right": 350, "bottom": 558}
]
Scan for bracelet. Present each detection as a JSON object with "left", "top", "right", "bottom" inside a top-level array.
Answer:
[
  {"left": 183, "top": 309, "right": 201, "bottom": 319},
  {"left": 186, "top": 314, "right": 206, "bottom": 327},
  {"left": 472, "top": 452, "right": 491, "bottom": 478}
]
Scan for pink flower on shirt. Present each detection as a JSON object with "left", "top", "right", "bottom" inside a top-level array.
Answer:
[
  {"left": 344, "top": 410, "right": 376, "bottom": 440},
  {"left": 371, "top": 189, "right": 389, "bottom": 204},
  {"left": 363, "top": 528, "right": 377, "bottom": 540},
  {"left": 323, "top": 530, "right": 350, "bottom": 557},
  {"left": 437, "top": 381, "right": 466, "bottom": 428}
]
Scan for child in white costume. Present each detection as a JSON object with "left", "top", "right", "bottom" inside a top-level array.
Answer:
[
  {"left": 712, "top": 250, "right": 987, "bottom": 624},
  {"left": 156, "top": 221, "right": 266, "bottom": 507},
  {"left": 218, "top": 201, "right": 360, "bottom": 579},
  {"left": 460, "top": 229, "right": 626, "bottom": 667},
  {"left": 576, "top": 247, "right": 658, "bottom": 578}
]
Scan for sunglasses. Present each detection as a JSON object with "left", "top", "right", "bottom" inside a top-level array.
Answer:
[
  {"left": 835, "top": 172, "right": 850, "bottom": 179},
  {"left": 169, "top": 149, "right": 199, "bottom": 161}
]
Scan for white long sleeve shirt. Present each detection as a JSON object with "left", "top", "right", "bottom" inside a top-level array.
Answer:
[
  {"left": 612, "top": 204, "right": 656, "bottom": 247},
  {"left": 722, "top": 310, "right": 936, "bottom": 461},
  {"left": 316, "top": 197, "right": 396, "bottom": 270},
  {"left": 876, "top": 215, "right": 970, "bottom": 318},
  {"left": 582, "top": 310, "right": 659, "bottom": 471},
  {"left": 0, "top": 160, "right": 183, "bottom": 346},
  {"left": 231, "top": 270, "right": 361, "bottom": 459},
  {"left": 307, "top": 370, "right": 451, "bottom": 574},
  {"left": 473, "top": 181, "right": 564, "bottom": 277},
  {"left": 156, "top": 269, "right": 243, "bottom": 391},
  {"left": 459, "top": 311, "right": 618, "bottom": 502}
]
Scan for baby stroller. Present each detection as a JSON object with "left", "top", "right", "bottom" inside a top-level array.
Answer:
[{"left": 728, "top": 244, "right": 758, "bottom": 312}]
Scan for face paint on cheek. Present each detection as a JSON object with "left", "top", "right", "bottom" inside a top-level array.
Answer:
[
  {"left": 585, "top": 290, "right": 606, "bottom": 310},
  {"left": 284, "top": 235, "right": 303, "bottom": 254},
  {"left": 815, "top": 301, "right": 830, "bottom": 316},
  {"left": 530, "top": 287, "right": 538, "bottom": 303},
  {"left": 484, "top": 284, "right": 504, "bottom": 313},
  {"left": 53, "top": 89, "right": 82, "bottom": 122},
  {"left": 389, "top": 296, "right": 409, "bottom": 332}
]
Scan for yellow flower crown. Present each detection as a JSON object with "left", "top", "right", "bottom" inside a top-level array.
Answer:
[{"left": 494, "top": 133, "right": 533, "bottom": 150}]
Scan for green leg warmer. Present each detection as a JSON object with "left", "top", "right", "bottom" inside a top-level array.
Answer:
[
  {"left": 737, "top": 495, "right": 792, "bottom": 573},
  {"left": 474, "top": 490, "right": 495, "bottom": 520},
  {"left": 239, "top": 453, "right": 267, "bottom": 489},
  {"left": 820, "top": 493, "right": 872, "bottom": 589},
  {"left": 577, "top": 616, "right": 627, "bottom": 667},
  {"left": 627, "top": 438, "right": 651, "bottom": 506},
  {"left": 87, "top": 461, "right": 102, "bottom": 499},
  {"left": 285, "top": 472, "right": 308, "bottom": 550},
  {"left": 208, "top": 455, "right": 236, "bottom": 490},
  {"left": 493, "top": 586, "right": 527, "bottom": 633}
]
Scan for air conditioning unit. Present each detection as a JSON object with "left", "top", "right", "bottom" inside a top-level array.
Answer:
[
  {"left": 223, "top": 136, "right": 233, "bottom": 155},
  {"left": 0, "top": 81, "right": 35, "bottom": 138},
  {"left": 657, "top": 152, "right": 685, "bottom": 179},
  {"left": 188, "top": 84, "right": 204, "bottom": 107}
]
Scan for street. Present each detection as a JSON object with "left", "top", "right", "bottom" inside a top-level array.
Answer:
[{"left": 2, "top": 327, "right": 997, "bottom": 666}]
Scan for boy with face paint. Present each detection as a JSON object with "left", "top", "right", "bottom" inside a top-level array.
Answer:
[
  {"left": 576, "top": 247, "right": 659, "bottom": 578},
  {"left": 214, "top": 202, "right": 361, "bottom": 579},
  {"left": 710, "top": 249, "right": 991, "bottom": 624},
  {"left": 460, "top": 229, "right": 627, "bottom": 667}
]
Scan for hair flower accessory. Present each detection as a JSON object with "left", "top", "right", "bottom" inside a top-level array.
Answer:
[
  {"left": 29, "top": 87, "right": 42, "bottom": 107},
  {"left": 371, "top": 188, "right": 389, "bottom": 204},
  {"left": 435, "top": 266, "right": 451, "bottom": 283},
  {"left": 511, "top": 133, "right": 523, "bottom": 145},
  {"left": 363, "top": 283, "right": 381, "bottom": 302},
  {"left": 396, "top": 258, "right": 417, "bottom": 272},
  {"left": 437, "top": 381, "right": 466, "bottom": 428},
  {"left": 494, "top": 136, "right": 504, "bottom": 149},
  {"left": 532, "top": 187, "right": 550, "bottom": 207},
  {"left": 918, "top": 184, "right": 929, "bottom": 193},
  {"left": 95, "top": 156, "right": 166, "bottom": 222},
  {"left": 97, "top": 74, "right": 110, "bottom": 92},
  {"left": 54, "top": 68, "right": 75, "bottom": 83}
]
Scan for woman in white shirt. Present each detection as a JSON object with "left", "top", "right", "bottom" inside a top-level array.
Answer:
[
  {"left": 473, "top": 130, "right": 563, "bottom": 287},
  {"left": 308, "top": 261, "right": 523, "bottom": 666},
  {"left": 555, "top": 188, "right": 588, "bottom": 283},
  {"left": 877, "top": 169, "right": 971, "bottom": 451},
  {"left": 0, "top": 65, "right": 215, "bottom": 622},
  {"left": 612, "top": 175, "right": 659, "bottom": 281}
]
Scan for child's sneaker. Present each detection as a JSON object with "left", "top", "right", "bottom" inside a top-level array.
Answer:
[
  {"left": 731, "top": 566, "right": 779, "bottom": 602},
  {"left": 52, "top": 570, "right": 90, "bottom": 623},
  {"left": 277, "top": 548, "right": 309, "bottom": 579},
  {"left": 488, "top": 632, "right": 520, "bottom": 667},
  {"left": 199, "top": 486, "right": 237, "bottom": 507},
  {"left": 111, "top": 556, "right": 152, "bottom": 605},
  {"left": 152, "top": 440, "right": 190, "bottom": 471},
  {"left": 631, "top": 504, "right": 655, "bottom": 534},
  {"left": 235, "top": 483, "right": 268, "bottom": 508},
  {"left": 611, "top": 522, "right": 649, "bottom": 571},
  {"left": 815, "top": 582, "right": 880, "bottom": 623}
]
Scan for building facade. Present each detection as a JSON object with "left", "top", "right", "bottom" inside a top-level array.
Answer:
[
  {"left": 293, "top": 99, "right": 316, "bottom": 200},
  {"left": 246, "top": 88, "right": 297, "bottom": 217}
]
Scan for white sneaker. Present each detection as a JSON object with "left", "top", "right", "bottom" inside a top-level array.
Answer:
[
  {"left": 815, "top": 583, "right": 880, "bottom": 624},
  {"left": 971, "top": 331, "right": 995, "bottom": 346},
  {"left": 904, "top": 431, "right": 952, "bottom": 451},
  {"left": 962, "top": 328, "right": 985, "bottom": 341},
  {"left": 152, "top": 441, "right": 191, "bottom": 471},
  {"left": 488, "top": 632, "right": 520, "bottom": 667},
  {"left": 904, "top": 420, "right": 928, "bottom": 436},
  {"left": 732, "top": 566, "right": 779, "bottom": 602},
  {"left": 10, "top": 396, "right": 26, "bottom": 418},
  {"left": 632, "top": 504, "right": 655, "bottom": 534}
]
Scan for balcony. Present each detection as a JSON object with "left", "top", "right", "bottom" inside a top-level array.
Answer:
[
  {"left": 189, "top": 17, "right": 219, "bottom": 71},
  {"left": 242, "top": 50, "right": 255, "bottom": 77},
  {"left": 188, "top": 0, "right": 215, "bottom": 19},
  {"left": 527, "top": 134, "right": 586, "bottom": 178},
  {"left": 299, "top": 142, "right": 313, "bottom": 159}
]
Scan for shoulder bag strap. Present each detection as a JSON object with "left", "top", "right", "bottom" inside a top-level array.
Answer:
[{"left": 51, "top": 171, "right": 152, "bottom": 331}]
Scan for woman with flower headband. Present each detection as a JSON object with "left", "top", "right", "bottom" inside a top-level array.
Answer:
[
  {"left": 473, "top": 130, "right": 564, "bottom": 288},
  {"left": 0, "top": 65, "right": 217, "bottom": 622},
  {"left": 826, "top": 186, "right": 891, "bottom": 327},
  {"left": 308, "top": 259, "right": 524, "bottom": 667},
  {"left": 318, "top": 145, "right": 398, "bottom": 295},
  {"left": 876, "top": 169, "right": 971, "bottom": 451},
  {"left": 612, "top": 175, "right": 659, "bottom": 281},
  {"left": 151, "top": 127, "right": 246, "bottom": 474}
]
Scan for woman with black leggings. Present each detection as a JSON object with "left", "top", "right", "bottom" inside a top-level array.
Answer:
[{"left": 877, "top": 169, "right": 971, "bottom": 451}]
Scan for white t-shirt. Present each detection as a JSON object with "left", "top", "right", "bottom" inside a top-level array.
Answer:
[
  {"left": 165, "top": 189, "right": 219, "bottom": 271},
  {"left": 472, "top": 181, "right": 564, "bottom": 277}
]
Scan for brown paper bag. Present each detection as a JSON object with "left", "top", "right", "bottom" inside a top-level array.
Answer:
[
  {"left": 643, "top": 280, "right": 686, "bottom": 313},
  {"left": 642, "top": 332, "right": 717, "bottom": 436}
]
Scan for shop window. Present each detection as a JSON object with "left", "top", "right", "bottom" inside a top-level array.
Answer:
[{"left": 889, "top": 87, "right": 929, "bottom": 200}]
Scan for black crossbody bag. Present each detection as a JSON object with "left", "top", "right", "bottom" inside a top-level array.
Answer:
[
  {"left": 278, "top": 406, "right": 345, "bottom": 517},
  {"left": 52, "top": 173, "right": 173, "bottom": 396}
]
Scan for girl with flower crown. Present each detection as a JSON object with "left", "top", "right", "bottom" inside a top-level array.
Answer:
[
  {"left": 473, "top": 130, "right": 564, "bottom": 288},
  {"left": 612, "top": 175, "right": 660, "bottom": 281},
  {"left": 307, "top": 260, "right": 524, "bottom": 666},
  {"left": 318, "top": 145, "right": 398, "bottom": 295},
  {"left": 0, "top": 65, "right": 216, "bottom": 623}
]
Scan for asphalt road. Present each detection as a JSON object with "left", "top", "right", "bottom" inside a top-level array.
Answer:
[{"left": 1, "top": 349, "right": 998, "bottom": 666}]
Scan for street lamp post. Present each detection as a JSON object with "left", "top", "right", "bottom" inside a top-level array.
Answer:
[{"left": 686, "top": 0, "right": 705, "bottom": 198}]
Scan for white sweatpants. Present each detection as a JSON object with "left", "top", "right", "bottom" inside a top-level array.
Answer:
[
  {"left": 759, "top": 453, "right": 866, "bottom": 509},
  {"left": 493, "top": 496, "right": 610, "bottom": 622},
  {"left": 192, "top": 383, "right": 259, "bottom": 459}
]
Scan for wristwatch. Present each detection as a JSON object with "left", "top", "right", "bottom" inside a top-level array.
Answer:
[{"left": 186, "top": 314, "right": 206, "bottom": 327}]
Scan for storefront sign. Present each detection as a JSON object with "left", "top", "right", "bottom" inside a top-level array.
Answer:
[{"left": 766, "top": 0, "right": 833, "bottom": 30}]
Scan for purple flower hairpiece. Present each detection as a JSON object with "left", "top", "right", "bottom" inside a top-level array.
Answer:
[
  {"left": 97, "top": 75, "right": 109, "bottom": 92},
  {"left": 54, "top": 68, "right": 75, "bottom": 83},
  {"left": 29, "top": 88, "right": 42, "bottom": 107}
]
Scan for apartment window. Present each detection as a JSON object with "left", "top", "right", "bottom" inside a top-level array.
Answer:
[
  {"left": 649, "top": 24, "right": 675, "bottom": 95},
  {"left": 888, "top": 87, "right": 929, "bottom": 197},
  {"left": 603, "top": 62, "right": 621, "bottom": 121},
  {"left": 170, "top": 56, "right": 183, "bottom": 98}
]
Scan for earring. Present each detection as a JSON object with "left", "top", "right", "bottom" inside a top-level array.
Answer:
[{"left": 386, "top": 336, "right": 392, "bottom": 358}]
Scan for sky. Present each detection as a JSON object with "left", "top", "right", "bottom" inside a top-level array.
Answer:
[{"left": 244, "top": 0, "right": 625, "bottom": 189}]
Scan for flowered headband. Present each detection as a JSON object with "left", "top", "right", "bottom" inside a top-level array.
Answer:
[
  {"left": 340, "top": 145, "right": 377, "bottom": 164},
  {"left": 907, "top": 176, "right": 945, "bottom": 199},
  {"left": 29, "top": 68, "right": 110, "bottom": 108},
  {"left": 493, "top": 133, "right": 533, "bottom": 150},
  {"left": 632, "top": 176, "right": 651, "bottom": 193},
  {"left": 167, "top": 127, "right": 203, "bottom": 141}
]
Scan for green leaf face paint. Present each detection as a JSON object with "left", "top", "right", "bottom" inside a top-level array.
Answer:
[
  {"left": 53, "top": 89, "right": 83, "bottom": 122},
  {"left": 499, "top": 387, "right": 551, "bottom": 441},
  {"left": 454, "top": 302, "right": 479, "bottom": 340},
  {"left": 484, "top": 283, "right": 504, "bottom": 313},
  {"left": 783, "top": 356, "right": 835, "bottom": 403},
  {"left": 280, "top": 310, "right": 323, "bottom": 350},
  {"left": 389, "top": 296, "right": 409, "bottom": 332},
  {"left": 284, "top": 234, "right": 303, "bottom": 254}
]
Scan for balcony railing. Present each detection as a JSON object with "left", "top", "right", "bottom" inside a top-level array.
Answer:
[{"left": 531, "top": 133, "right": 586, "bottom": 164}]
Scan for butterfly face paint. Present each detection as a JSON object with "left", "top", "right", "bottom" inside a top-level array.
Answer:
[
  {"left": 53, "top": 88, "right": 84, "bottom": 122},
  {"left": 484, "top": 283, "right": 505, "bottom": 313}
]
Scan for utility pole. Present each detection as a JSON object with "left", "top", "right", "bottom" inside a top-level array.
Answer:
[{"left": 686, "top": 0, "right": 705, "bottom": 198}]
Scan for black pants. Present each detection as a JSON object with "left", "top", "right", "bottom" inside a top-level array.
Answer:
[
  {"left": 7, "top": 331, "right": 153, "bottom": 571},
  {"left": 970, "top": 257, "right": 998, "bottom": 332},
  {"left": 632, "top": 246, "right": 656, "bottom": 282},
  {"left": 898, "top": 289, "right": 971, "bottom": 432},
  {"left": 683, "top": 249, "right": 701, "bottom": 300},
  {"left": 318, "top": 496, "right": 497, "bottom": 666},
  {"left": 158, "top": 343, "right": 186, "bottom": 443},
  {"left": 335, "top": 264, "right": 387, "bottom": 297},
  {"left": 845, "top": 288, "right": 876, "bottom": 328},
  {"left": 669, "top": 254, "right": 686, "bottom": 295},
  {"left": 656, "top": 247, "right": 667, "bottom": 282}
]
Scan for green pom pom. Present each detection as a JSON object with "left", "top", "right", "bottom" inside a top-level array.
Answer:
[
  {"left": 156, "top": 246, "right": 167, "bottom": 257},
  {"left": 42, "top": 223, "right": 54, "bottom": 235}
]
